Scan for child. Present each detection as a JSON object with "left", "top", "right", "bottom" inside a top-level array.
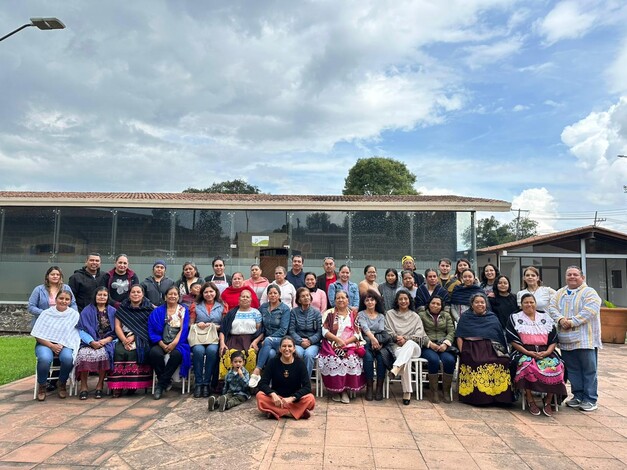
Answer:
[
  {"left": 208, "top": 351, "right": 250, "bottom": 412},
  {"left": 182, "top": 281, "right": 202, "bottom": 308}
]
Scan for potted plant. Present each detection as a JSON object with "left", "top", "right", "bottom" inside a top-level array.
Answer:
[{"left": 600, "top": 300, "right": 627, "bottom": 344}]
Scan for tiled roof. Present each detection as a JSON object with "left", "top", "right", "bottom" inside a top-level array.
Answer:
[{"left": 478, "top": 225, "right": 627, "bottom": 253}]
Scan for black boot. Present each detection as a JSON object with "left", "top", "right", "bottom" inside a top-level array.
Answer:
[
  {"left": 365, "top": 380, "right": 374, "bottom": 401},
  {"left": 202, "top": 385, "right": 210, "bottom": 398},
  {"left": 375, "top": 379, "right": 384, "bottom": 401},
  {"left": 193, "top": 385, "right": 202, "bottom": 398}
]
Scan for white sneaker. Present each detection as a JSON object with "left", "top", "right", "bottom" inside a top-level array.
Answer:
[
  {"left": 248, "top": 373, "right": 261, "bottom": 388},
  {"left": 579, "top": 402, "right": 598, "bottom": 412}
]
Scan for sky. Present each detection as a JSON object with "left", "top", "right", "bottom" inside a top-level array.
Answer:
[{"left": 1, "top": 1, "right": 626, "bottom": 234}]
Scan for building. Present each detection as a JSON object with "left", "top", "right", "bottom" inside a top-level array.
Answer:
[
  {"left": 0, "top": 191, "right": 509, "bottom": 302},
  {"left": 478, "top": 225, "right": 627, "bottom": 306}
]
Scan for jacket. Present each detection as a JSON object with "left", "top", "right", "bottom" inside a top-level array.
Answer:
[
  {"left": 141, "top": 276, "right": 175, "bottom": 307},
  {"left": 68, "top": 267, "right": 104, "bottom": 312}
]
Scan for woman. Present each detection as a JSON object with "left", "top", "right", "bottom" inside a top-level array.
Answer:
[
  {"left": 101, "top": 254, "right": 140, "bottom": 309},
  {"left": 289, "top": 287, "right": 322, "bottom": 378},
  {"left": 250, "top": 285, "right": 292, "bottom": 387},
  {"left": 450, "top": 269, "right": 483, "bottom": 321},
  {"left": 205, "top": 256, "right": 231, "bottom": 293},
  {"left": 446, "top": 258, "right": 472, "bottom": 294},
  {"left": 415, "top": 268, "right": 450, "bottom": 309},
  {"left": 31, "top": 290, "right": 80, "bottom": 401},
  {"left": 385, "top": 290, "right": 428, "bottom": 405},
  {"left": 148, "top": 286, "right": 191, "bottom": 400},
  {"left": 260, "top": 266, "right": 297, "bottom": 307},
  {"left": 28, "top": 266, "right": 77, "bottom": 327},
  {"left": 244, "top": 264, "right": 270, "bottom": 302},
  {"left": 516, "top": 266, "right": 556, "bottom": 312},
  {"left": 75, "top": 287, "right": 116, "bottom": 399},
  {"left": 108, "top": 285, "right": 154, "bottom": 397},
  {"left": 318, "top": 290, "right": 366, "bottom": 403},
  {"left": 304, "top": 271, "right": 327, "bottom": 313},
  {"left": 178, "top": 262, "right": 202, "bottom": 297},
  {"left": 358, "top": 265, "right": 379, "bottom": 298},
  {"left": 489, "top": 275, "right": 518, "bottom": 330},
  {"left": 222, "top": 272, "right": 260, "bottom": 311},
  {"left": 378, "top": 268, "right": 399, "bottom": 312},
  {"left": 327, "top": 265, "right": 359, "bottom": 310},
  {"left": 357, "top": 289, "right": 390, "bottom": 401},
  {"left": 506, "top": 293, "right": 567, "bottom": 417},
  {"left": 417, "top": 296, "right": 456, "bottom": 403},
  {"left": 190, "top": 282, "right": 224, "bottom": 398},
  {"left": 480, "top": 263, "right": 499, "bottom": 297},
  {"left": 456, "top": 292, "right": 513, "bottom": 405},
  {"left": 397, "top": 270, "right": 418, "bottom": 299},
  {"left": 218, "top": 290, "right": 262, "bottom": 379},
  {"left": 257, "top": 336, "right": 316, "bottom": 420}
]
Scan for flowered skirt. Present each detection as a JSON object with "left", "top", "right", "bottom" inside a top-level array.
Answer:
[
  {"left": 513, "top": 344, "right": 567, "bottom": 398},
  {"left": 318, "top": 340, "right": 366, "bottom": 393},
  {"left": 107, "top": 342, "right": 152, "bottom": 390},
  {"left": 75, "top": 346, "right": 110, "bottom": 374},
  {"left": 458, "top": 338, "right": 513, "bottom": 405}
]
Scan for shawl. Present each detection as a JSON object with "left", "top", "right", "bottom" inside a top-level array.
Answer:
[
  {"left": 148, "top": 303, "right": 191, "bottom": 377},
  {"left": 450, "top": 283, "right": 483, "bottom": 307},
  {"left": 115, "top": 297, "right": 153, "bottom": 364},
  {"left": 77, "top": 304, "right": 116, "bottom": 368},
  {"left": 489, "top": 293, "right": 518, "bottom": 329},
  {"left": 456, "top": 310, "right": 507, "bottom": 347},
  {"left": 415, "top": 284, "right": 450, "bottom": 308},
  {"left": 31, "top": 306, "right": 81, "bottom": 362},
  {"left": 384, "top": 308, "right": 426, "bottom": 344},
  {"left": 222, "top": 285, "right": 260, "bottom": 310}
]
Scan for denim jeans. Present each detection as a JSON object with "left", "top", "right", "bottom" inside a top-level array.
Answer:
[
  {"left": 35, "top": 344, "right": 74, "bottom": 385},
  {"left": 192, "top": 343, "right": 220, "bottom": 386},
  {"left": 420, "top": 348, "right": 457, "bottom": 374},
  {"left": 362, "top": 344, "right": 386, "bottom": 380},
  {"left": 256, "top": 337, "right": 281, "bottom": 369},
  {"left": 295, "top": 344, "right": 320, "bottom": 377},
  {"left": 561, "top": 348, "right": 598, "bottom": 404}
]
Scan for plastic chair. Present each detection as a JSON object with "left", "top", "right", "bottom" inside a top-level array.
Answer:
[
  {"left": 384, "top": 356, "right": 423, "bottom": 400},
  {"left": 33, "top": 358, "right": 74, "bottom": 399}
]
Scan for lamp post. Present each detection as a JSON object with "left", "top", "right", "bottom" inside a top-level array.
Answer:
[
  {"left": 0, "top": 17, "right": 65, "bottom": 42},
  {"left": 619, "top": 156, "right": 627, "bottom": 193}
]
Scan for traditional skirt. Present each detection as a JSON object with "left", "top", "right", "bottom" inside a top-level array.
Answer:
[
  {"left": 318, "top": 340, "right": 366, "bottom": 393},
  {"left": 75, "top": 346, "right": 110, "bottom": 374},
  {"left": 219, "top": 334, "right": 257, "bottom": 379},
  {"left": 107, "top": 342, "right": 152, "bottom": 390},
  {"left": 513, "top": 344, "right": 567, "bottom": 399},
  {"left": 257, "top": 392, "right": 316, "bottom": 420},
  {"left": 458, "top": 338, "right": 513, "bottom": 405}
]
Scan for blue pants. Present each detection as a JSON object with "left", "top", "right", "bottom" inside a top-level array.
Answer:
[
  {"left": 295, "top": 344, "right": 320, "bottom": 377},
  {"left": 192, "top": 343, "right": 220, "bottom": 386},
  {"left": 256, "top": 337, "right": 281, "bottom": 369},
  {"left": 561, "top": 348, "right": 598, "bottom": 404},
  {"left": 363, "top": 344, "right": 386, "bottom": 380},
  {"left": 35, "top": 344, "right": 74, "bottom": 385},
  {"left": 420, "top": 348, "right": 456, "bottom": 374}
]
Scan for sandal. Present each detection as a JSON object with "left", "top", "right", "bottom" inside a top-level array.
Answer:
[
  {"left": 527, "top": 400, "right": 541, "bottom": 416},
  {"left": 94, "top": 389, "right": 103, "bottom": 399},
  {"left": 79, "top": 390, "right": 89, "bottom": 400}
]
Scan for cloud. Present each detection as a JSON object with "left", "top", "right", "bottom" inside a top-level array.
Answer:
[
  {"left": 607, "top": 38, "right": 627, "bottom": 94},
  {"left": 511, "top": 188, "right": 559, "bottom": 233},
  {"left": 463, "top": 35, "right": 525, "bottom": 69},
  {"left": 561, "top": 96, "right": 627, "bottom": 205},
  {"left": 534, "top": 1, "right": 598, "bottom": 45},
  {"left": 512, "top": 104, "right": 529, "bottom": 112}
]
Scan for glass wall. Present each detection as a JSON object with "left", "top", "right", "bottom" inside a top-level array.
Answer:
[{"left": 0, "top": 206, "right": 474, "bottom": 301}]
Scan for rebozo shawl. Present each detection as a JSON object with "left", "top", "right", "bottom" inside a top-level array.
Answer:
[
  {"left": 77, "top": 304, "right": 116, "bottom": 369},
  {"left": 449, "top": 283, "right": 484, "bottom": 307},
  {"left": 456, "top": 309, "right": 507, "bottom": 347},
  {"left": 114, "top": 297, "right": 153, "bottom": 364},
  {"left": 384, "top": 308, "right": 426, "bottom": 344},
  {"left": 31, "top": 306, "right": 81, "bottom": 362}
]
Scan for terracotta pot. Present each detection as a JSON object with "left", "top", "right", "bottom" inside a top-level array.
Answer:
[{"left": 600, "top": 307, "right": 627, "bottom": 344}]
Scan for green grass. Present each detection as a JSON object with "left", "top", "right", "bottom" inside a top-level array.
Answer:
[{"left": 0, "top": 336, "right": 36, "bottom": 386}]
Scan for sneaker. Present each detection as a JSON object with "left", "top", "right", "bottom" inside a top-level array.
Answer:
[
  {"left": 331, "top": 394, "right": 342, "bottom": 403},
  {"left": 248, "top": 374, "right": 261, "bottom": 388},
  {"left": 542, "top": 402, "right": 553, "bottom": 417},
  {"left": 218, "top": 395, "right": 227, "bottom": 412},
  {"left": 207, "top": 396, "right": 216, "bottom": 411},
  {"left": 527, "top": 400, "right": 541, "bottom": 416},
  {"left": 565, "top": 397, "right": 582, "bottom": 408},
  {"left": 579, "top": 402, "right": 598, "bottom": 412}
]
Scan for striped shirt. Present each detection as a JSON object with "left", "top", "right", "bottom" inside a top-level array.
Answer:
[{"left": 549, "top": 283, "right": 602, "bottom": 350}]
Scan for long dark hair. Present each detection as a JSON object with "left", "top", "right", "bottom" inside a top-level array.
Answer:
[
  {"left": 384, "top": 268, "right": 398, "bottom": 287},
  {"left": 358, "top": 289, "right": 385, "bottom": 314},
  {"left": 393, "top": 289, "right": 415, "bottom": 311},
  {"left": 480, "top": 263, "right": 500, "bottom": 286}
]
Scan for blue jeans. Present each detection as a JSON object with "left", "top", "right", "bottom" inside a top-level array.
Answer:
[
  {"left": 35, "top": 344, "right": 74, "bottom": 385},
  {"left": 256, "top": 337, "right": 281, "bottom": 369},
  {"left": 363, "top": 344, "right": 386, "bottom": 380},
  {"left": 192, "top": 343, "right": 220, "bottom": 386},
  {"left": 420, "top": 348, "right": 456, "bottom": 374},
  {"left": 295, "top": 344, "right": 319, "bottom": 377},
  {"left": 561, "top": 348, "right": 598, "bottom": 404}
]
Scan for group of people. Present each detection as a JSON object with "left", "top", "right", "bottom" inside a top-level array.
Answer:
[{"left": 29, "top": 252, "right": 602, "bottom": 420}]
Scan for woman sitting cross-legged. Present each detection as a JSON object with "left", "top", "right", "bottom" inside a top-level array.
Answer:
[
  {"left": 256, "top": 336, "right": 316, "bottom": 420},
  {"left": 506, "top": 293, "right": 567, "bottom": 416},
  {"left": 75, "top": 287, "right": 116, "bottom": 399},
  {"left": 31, "top": 290, "right": 81, "bottom": 401}
]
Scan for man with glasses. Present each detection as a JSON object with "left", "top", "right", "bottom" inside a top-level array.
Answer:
[{"left": 316, "top": 257, "right": 337, "bottom": 309}]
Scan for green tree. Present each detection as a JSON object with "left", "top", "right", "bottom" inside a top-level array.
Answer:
[
  {"left": 184, "top": 179, "right": 261, "bottom": 194},
  {"left": 343, "top": 157, "right": 418, "bottom": 195},
  {"left": 466, "top": 216, "right": 539, "bottom": 248}
]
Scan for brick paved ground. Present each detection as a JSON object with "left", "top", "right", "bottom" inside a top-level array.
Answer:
[{"left": 0, "top": 344, "right": 626, "bottom": 469}]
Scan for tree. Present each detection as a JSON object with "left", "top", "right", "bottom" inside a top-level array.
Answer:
[
  {"left": 184, "top": 179, "right": 261, "bottom": 194},
  {"left": 343, "top": 157, "right": 418, "bottom": 195},
  {"left": 465, "top": 216, "right": 539, "bottom": 248}
]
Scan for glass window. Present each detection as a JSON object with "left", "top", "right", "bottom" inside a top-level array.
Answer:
[
  {"left": 115, "top": 208, "right": 172, "bottom": 263},
  {"left": 57, "top": 207, "right": 113, "bottom": 264}
]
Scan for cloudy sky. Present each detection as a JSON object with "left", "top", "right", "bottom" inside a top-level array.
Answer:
[{"left": 1, "top": 1, "right": 626, "bottom": 233}]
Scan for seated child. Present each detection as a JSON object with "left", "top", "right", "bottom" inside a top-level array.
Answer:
[{"left": 208, "top": 351, "right": 250, "bottom": 412}]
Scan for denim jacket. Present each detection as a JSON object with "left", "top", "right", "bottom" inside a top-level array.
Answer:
[
  {"left": 259, "top": 302, "right": 291, "bottom": 338},
  {"left": 328, "top": 281, "right": 359, "bottom": 308}
]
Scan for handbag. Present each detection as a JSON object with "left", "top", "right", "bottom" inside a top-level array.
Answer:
[
  {"left": 188, "top": 323, "right": 219, "bottom": 347},
  {"left": 491, "top": 340, "right": 510, "bottom": 358}
]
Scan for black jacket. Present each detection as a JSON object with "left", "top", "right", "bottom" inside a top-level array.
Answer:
[
  {"left": 141, "top": 276, "right": 175, "bottom": 307},
  {"left": 68, "top": 267, "right": 105, "bottom": 312}
]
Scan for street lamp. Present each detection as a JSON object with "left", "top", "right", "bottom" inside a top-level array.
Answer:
[{"left": 0, "top": 17, "right": 65, "bottom": 42}]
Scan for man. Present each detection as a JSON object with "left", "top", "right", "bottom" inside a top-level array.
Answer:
[
  {"left": 549, "top": 266, "right": 602, "bottom": 412},
  {"left": 316, "top": 257, "right": 337, "bottom": 308},
  {"left": 69, "top": 252, "right": 105, "bottom": 311},
  {"left": 141, "top": 259, "right": 175, "bottom": 307},
  {"left": 437, "top": 258, "right": 457, "bottom": 292},
  {"left": 402, "top": 255, "right": 424, "bottom": 287},
  {"left": 205, "top": 256, "right": 231, "bottom": 293},
  {"left": 396, "top": 269, "right": 418, "bottom": 299},
  {"left": 286, "top": 254, "right": 305, "bottom": 289}
]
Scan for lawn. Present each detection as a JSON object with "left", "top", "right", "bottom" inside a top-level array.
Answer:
[{"left": 0, "top": 336, "right": 36, "bottom": 386}]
